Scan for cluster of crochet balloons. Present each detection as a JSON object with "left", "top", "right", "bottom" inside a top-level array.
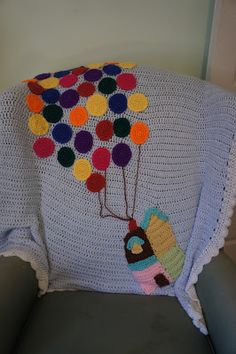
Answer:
[{"left": 25, "top": 61, "right": 149, "bottom": 193}]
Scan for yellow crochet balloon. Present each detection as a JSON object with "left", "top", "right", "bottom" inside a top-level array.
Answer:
[
  {"left": 28, "top": 114, "right": 49, "bottom": 135},
  {"left": 118, "top": 61, "right": 137, "bottom": 69},
  {"left": 87, "top": 63, "right": 104, "bottom": 69},
  {"left": 128, "top": 93, "right": 149, "bottom": 112},
  {"left": 86, "top": 94, "right": 108, "bottom": 117},
  {"left": 73, "top": 159, "right": 92, "bottom": 181},
  {"left": 39, "top": 77, "right": 59, "bottom": 89},
  {"left": 119, "top": 62, "right": 136, "bottom": 69}
]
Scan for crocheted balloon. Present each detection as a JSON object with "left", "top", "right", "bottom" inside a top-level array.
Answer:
[
  {"left": 69, "top": 106, "right": 88, "bottom": 126},
  {"left": 86, "top": 173, "right": 106, "bottom": 192},
  {"left": 59, "top": 74, "right": 78, "bottom": 88},
  {"left": 57, "top": 147, "right": 75, "bottom": 167},
  {"left": 77, "top": 82, "right": 95, "bottom": 97},
  {"left": 59, "top": 89, "right": 79, "bottom": 108},
  {"left": 130, "top": 121, "right": 149, "bottom": 145},
  {"left": 73, "top": 159, "right": 92, "bottom": 181},
  {"left": 74, "top": 131, "right": 93, "bottom": 154},
  {"left": 42, "top": 89, "right": 60, "bottom": 104},
  {"left": 96, "top": 120, "right": 113, "bottom": 141},
  {"left": 112, "top": 143, "right": 132, "bottom": 167},
  {"left": 33, "top": 137, "right": 55, "bottom": 158},
  {"left": 92, "top": 147, "right": 111, "bottom": 171}
]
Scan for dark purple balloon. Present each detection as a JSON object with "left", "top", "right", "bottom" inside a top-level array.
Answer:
[
  {"left": 103, "top": 64, "right": 121, "bottom": 76},
  {"left": 34, "top": 73, "right": 51, "bottom": 80},
  {"left": 42, "top": 89, "right": 60, "bottom": 104},
  {"left": 84, "top": 69, "right": 103, "bottom": 82},
  {"left": 52, "top": 123, "right": 72, "bottom": 144},
  {"left": 112, "top": 143, "right": 132, "bottom": 167},
  {"left": 109, "top": 93, "right": 127, "bottom": 114},
  {"left": 59, "top": 89, "right": 79, "bottom": 108},
  {"left": 74, "top": 131, "right": 93, "bottom": 154}
]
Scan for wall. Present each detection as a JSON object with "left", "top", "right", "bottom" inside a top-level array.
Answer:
[
  {"left": 207, "top": 0, "right": 236, "bottom": 92},
  {"left": 0, "top": 0, "right": 214, "bottom": 91}
]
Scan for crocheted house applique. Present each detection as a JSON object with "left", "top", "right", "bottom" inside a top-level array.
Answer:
[
  {"left": 24, "top": 61, "right": 185, "bottom": 294},
  {"left": 124, "top": 208, "right": 185, "bottom": 294}
]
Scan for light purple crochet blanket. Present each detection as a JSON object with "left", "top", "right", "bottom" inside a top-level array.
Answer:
[{"left": 1, "top": 62, "right": 236, "bottom": 334}]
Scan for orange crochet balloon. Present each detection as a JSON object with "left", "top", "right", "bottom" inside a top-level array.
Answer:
[
  {"left": 26, "top": 93, "right": 44, "bottom": 113},
  {"left": 130, "top": 121, "right": 149, "bottom": 145},
  {"left": 69, "top": 106, "right": 88, "bottom": 126},
  {"left": 22, "top": 78, "right": 37, "bottom": 83}
]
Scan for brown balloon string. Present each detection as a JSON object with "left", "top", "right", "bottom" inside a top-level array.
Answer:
[
  {"left": 99, "top": 171, "right": 131, "bottom": 222},
  {"left": 98, "top": 191, "right": 131, "bottom": 222},
  {"left": 98, "top": 191, "right": 104, "bottom": 218},
  {"left": 122, "top": 167, "right": 131, "bottom": 219},
  {"left": 131, "top": 145, "right": 141, "bottom": 218}
]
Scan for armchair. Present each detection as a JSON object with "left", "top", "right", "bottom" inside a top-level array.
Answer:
[{"left": 0, "top": 251, "right": 235, "bottom": 354}]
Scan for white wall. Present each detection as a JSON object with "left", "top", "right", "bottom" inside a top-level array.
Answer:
[{"left": 0, "top": 0, "right": 213, "bottom": 91}]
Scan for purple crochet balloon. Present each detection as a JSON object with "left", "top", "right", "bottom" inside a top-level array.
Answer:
[
  {"left": 35, "top": 73, "right": 51, "bottom": 80},
  {"left": 59, "top": 89, "right": 80, "bottom": 108},
  {"left": 74, "top": 131, "right": 93, "bottom": 154},
  {"left": 112, "top": 143, "right": 132, "bottom": 167},
  {"left": 84, "top": 69, "right": 103, "bottom": 82}
]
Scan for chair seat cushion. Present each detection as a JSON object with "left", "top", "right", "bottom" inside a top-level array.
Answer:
[{"left": 15, "top": 291, "right": 213, "bottom": 354}]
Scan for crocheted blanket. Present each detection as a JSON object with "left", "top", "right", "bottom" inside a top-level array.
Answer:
[{"left": 1, "top": 62, "right": 236, "bottom": 334}]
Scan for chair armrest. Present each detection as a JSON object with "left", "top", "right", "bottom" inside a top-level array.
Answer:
[
  {"left": 196, "top": 251, "right": 236, "bottom": 354},
  {"left": 0, "top": 256, "right": 38, "bottom": 354}
]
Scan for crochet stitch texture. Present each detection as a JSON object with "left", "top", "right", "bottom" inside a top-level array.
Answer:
[{"left": 0, "top": 62, "right": 236, "bottom": 334}]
